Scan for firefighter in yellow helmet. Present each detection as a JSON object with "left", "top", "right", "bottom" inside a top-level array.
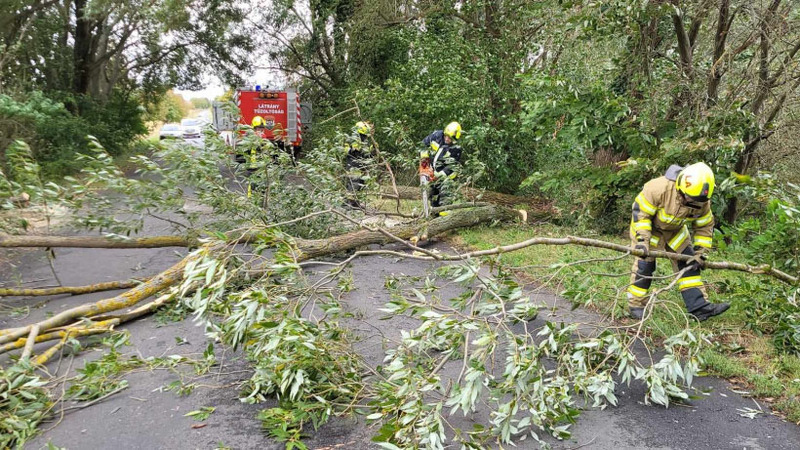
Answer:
[
  {"left": 343, "top": 121, "right": 374, "bottom": 208},
  {"left": 252, "top": 116, "right": 266, "bottom": 128},
  {"left": 421, "top": 122, "right": 463, "bottom": 208},
  {"left": 628, "top": 162, "right": 729, "bottom": 321},
  {"left": 242, "top": 115, "right": 275, "bottom": 198}
]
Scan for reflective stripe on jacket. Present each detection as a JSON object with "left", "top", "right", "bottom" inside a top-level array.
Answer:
[
  {"left": 422, "top": 130, "right": 462, "bottom": 177},
  {"left": 631, "top": 165, "right": 714, "bottom": 251}
]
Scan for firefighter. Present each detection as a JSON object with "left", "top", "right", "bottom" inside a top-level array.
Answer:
[
  {"left": 421, "top": 122, "right": 462, "bottom": 209},
  {"left": 344, "top": 121, "right": 374, "bottom": 208},
  {"left": 627, "top": 162, "right": 730, "bottom": 321},
  {"left": 235, "top": 116, "right": 267, "bottom": 164},
  {"left": 246, "top": 116, "right": 269, "bottom": 172},
  {"left": 252, "top": 115, "right": 266, "bottom": 130}
]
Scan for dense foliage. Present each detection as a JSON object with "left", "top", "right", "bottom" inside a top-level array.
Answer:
[
  {"left": 0, "top": 0, "right": 252, "bottom": 175},
  {"left": 260, "top": 0, "right": 800, "bottom": 231}
]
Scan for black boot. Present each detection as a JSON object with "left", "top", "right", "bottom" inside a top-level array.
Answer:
[
  {"left": 629, "top": 307, "right": 645, "bottom": 320},
  {"left": 690, "top": 303, "right": 730, "bottom": 322}
]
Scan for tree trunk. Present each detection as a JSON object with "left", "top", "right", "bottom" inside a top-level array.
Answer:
[
  {"left": 72, "top": 0, "right": 94, "bottom": 95},
  {"left": 706, "top": 0, "right": 731, "bottom": 107},
  {"left": 665, "top": 8, "right": 697, "bottom": 120},
  {"left": 295, "top": 205, "right": 520, "bottom": 260},
  {"left": 72, "top": 0, "right": 107, "bottom": 97}
]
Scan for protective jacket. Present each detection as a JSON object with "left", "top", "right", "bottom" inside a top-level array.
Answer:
[
  {"left": 627, "top": 165, "right": 714, "bottom": 313},
  {"left": 631, "top": 165, "right": 714, "bottom": 253},
  {"left": 422, "top": 130, "right": 462, "bottom": 178},
  {"left": 345, "top": 133, "right": 371, "bottom": 171}
]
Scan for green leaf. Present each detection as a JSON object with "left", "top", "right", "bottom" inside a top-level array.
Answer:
[
  {"left": 184, "top": 406, "right": 216, "bottom": 421},
  {"left": 375, "top": 443, "right": 403, "bottom": 450}
]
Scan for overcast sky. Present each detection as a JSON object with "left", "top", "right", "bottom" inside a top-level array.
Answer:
[{"left": 174, "top": 67, "right": 283, "bottom": 101}]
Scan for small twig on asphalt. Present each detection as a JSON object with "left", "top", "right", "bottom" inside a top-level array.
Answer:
[
  {"left": 60, "top": 385, "right": 129, "bottom": 412},
  {"left": 568, "top": 437, "right": 597, "bottom": 449},
  {"left": 46, "top": 250, "right": 63, "bottom": 287}
]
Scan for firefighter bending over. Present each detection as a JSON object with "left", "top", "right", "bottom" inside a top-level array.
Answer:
[
  {"left": 628, "top": 162, "right": 729, "bottom": 321},
  {"left": 421, "top": 121, "right": 462, "bottom": 209}
]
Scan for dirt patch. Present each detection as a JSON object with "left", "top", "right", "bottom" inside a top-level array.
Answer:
[{"left": 1, "top": 204, "right": 71, "bottom": 233}]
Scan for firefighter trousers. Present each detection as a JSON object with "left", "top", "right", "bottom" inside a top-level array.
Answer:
[{"left": 627, "top": 226, "right": 710, "bottom": 312}]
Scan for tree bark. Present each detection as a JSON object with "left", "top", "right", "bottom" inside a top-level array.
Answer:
[
  {"left": 706, "top": 0, "right": 732, "bottom": 107},
  {"left": 295, "top": 205, "right": 520, "bottom": 260},
  {"left": 0, "top": 233, "right": 195, "bottom": 249},
  {"left": 0, "top": 279, "right": 142, "bottom": 297},
  {"left": 72, "top": 0, "right": 99, "bottom": 95}
]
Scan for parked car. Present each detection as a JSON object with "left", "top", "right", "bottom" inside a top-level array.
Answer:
[
  {"left": 182, "top": 125, "right": 202, "bottom": 140},
  {"left": 158, "top": 123, "right": 183, "bottom": 140},
  {"left": 180, "top": 118, "right": 203, "bottom": 128}
]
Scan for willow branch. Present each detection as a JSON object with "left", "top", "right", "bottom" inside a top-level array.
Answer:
[
  {"left": 20, "top": 325, "right": 40, "bottom": 360},
  {"left": 0, "top": 280, "right": 143, "bottom": 297},
  {"left": 0, "top": 248, "right": 195, "bottom": 346},
  {"left": 0, "top": 233, "right": 194, "bottom": 249},
  {"left": 429, "top": 235, "right": 797, "bottom": 285}
]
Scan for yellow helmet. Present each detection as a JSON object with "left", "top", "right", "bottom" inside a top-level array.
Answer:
[
  {"left": 252, "top": 116, "right": 266, "bottom": 128},
  {"left": 676, "top": 162, "right": 715, "bottom": 202},
  {"left": 355, "top": 121, "right": 371, "bottom": 135},
  {"left": 444, "top": 121, "right": 462, "bottom": 140}
]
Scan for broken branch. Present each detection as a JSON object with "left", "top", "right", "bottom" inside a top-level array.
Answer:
[
  {"left": 0, "top": 280, "right": 143, "bottom": 297},
  {"left": 0, "top": 233, "right": 194, "bottom": 249},
  {"left": 0, "top": 250, "right": 193, "bottom": 346}
]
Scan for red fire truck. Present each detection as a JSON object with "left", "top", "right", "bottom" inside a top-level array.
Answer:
[
  {"left": 214, "top": 86, "right": 312, "bottom": 161},
  {"left": 211, "top": 86, "right": 305, "bottom": 162}
]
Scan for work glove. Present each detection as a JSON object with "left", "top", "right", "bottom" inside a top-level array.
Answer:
[
  {"left": 634, "top": 243, "right": 649, "bottom": 258},
  {"left": 688, "top": 253, "right": 707, "bottom": 272}
]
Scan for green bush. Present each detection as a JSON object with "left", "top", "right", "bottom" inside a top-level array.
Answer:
[
  {"left": 721, "top": 174, "right": 800, "bottom": 355},
  {"left": 724, "top": 175, "right": 800, "bottom": 273},
  {"left": 0, "top": 91, "right": 146, "bottom": 177},
  {"left": 348, "top": 24, "right": 538, "bottom": 193}
]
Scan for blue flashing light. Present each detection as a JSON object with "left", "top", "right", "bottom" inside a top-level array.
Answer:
[{"left": 255, "top": 85, "right": 261, "bottom": 91}]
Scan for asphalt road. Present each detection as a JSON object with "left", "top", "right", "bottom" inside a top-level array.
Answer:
[{"left": 2, "top": 216, "right": 799, "bottom": 449}]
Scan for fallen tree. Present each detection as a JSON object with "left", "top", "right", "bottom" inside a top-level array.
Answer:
[
  {"left": 381, "top": 185, "right": 555, "bottom": 216},
  {"left": 0, "top": 205, "right": 521, "bottom": 358},
  {"left": 2, "top": 202, "right": 796, "bottom": 364},
  {"left": 0, "top": 233, "right": 195, "bottom": 249}
]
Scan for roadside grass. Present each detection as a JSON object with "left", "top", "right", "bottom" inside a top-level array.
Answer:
[
  {"left": 114, "top": 137, "right": 161, "bottom": 173},
  {"left": 369, "top": 196, "right": 422, "bottom": 216},
  {"left": 453, "top": 222, "right": 800, "bottom": 424}
]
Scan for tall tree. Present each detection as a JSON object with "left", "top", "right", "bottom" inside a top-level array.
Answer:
[{"left": 1, "top": 0, "right": 253, "bottom": 100}]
